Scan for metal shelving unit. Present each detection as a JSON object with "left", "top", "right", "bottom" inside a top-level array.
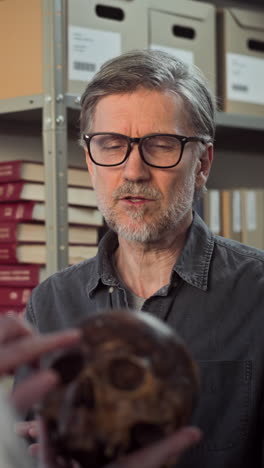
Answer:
[{"left": 0, "top": 0, "right": 69, "bottom": 275}]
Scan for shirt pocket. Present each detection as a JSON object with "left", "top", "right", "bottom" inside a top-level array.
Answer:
[{"left": 191, "top": 360, "right": 252, "bottom": 451}]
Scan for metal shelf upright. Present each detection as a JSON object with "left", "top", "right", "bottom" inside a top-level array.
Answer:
[{"left": 42, "top": 0, "right": 69, "bottom": 275}]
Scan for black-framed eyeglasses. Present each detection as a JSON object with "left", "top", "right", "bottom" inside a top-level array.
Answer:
[{"left": 83, "top": 132, "right": 211, "bottom": 169}]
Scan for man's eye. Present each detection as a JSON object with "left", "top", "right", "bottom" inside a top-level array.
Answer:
[
  {"left": 149, "top": 143, "right": 174, "bottom": 151},
  {"left": 103, "top": 144, "right": 126, "bottom": 150}
]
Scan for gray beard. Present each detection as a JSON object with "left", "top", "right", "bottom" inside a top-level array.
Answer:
[{"left": 96, "top": 173, "right": 196, "bottom": 243}]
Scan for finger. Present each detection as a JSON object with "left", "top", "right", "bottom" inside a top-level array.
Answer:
[
  {"left": 15, "top": 420, "right": 39, "bottom": 438},
  {"left": 10, "top": 369, "right": 59, "bottom": 413},
  {"left": 29, "top": 443, "right": 40, "bottom": 457},
  {"left": 37, "top": 418, "right": 60, "bottom": 468},
  {"left": 0, "top": 314, "right": 33, "bottom": 344},
  {"left": 106, "top": 427, "right": 202, "bottom": 468},
  {"left": 0, "top": 328, "right": 81, "bottom": 375}
]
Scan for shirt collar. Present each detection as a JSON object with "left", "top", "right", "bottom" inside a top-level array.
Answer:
[
  {"left": 173, "top": 211, "right": 214, "bottom": 291},
  {"left": 89, "top": 211, "right": 214, "bottom": 295},
  {"left": 87, "top": 230, "right": 120, "bottom": 296}
]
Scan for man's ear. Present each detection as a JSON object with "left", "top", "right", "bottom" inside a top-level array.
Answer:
[{"left": 195, "top": 144, "right": 214, "bottom": 191}]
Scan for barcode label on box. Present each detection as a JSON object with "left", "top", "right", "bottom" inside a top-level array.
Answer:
[
  {"left": 227, "top": 53, "right": 264, "bottom": 105},
  {"left": 68, "top": 26, "right": 121, "bottom": 82},
  {"left": 73, "top": 61, "right": 96, "bottom": 72}
]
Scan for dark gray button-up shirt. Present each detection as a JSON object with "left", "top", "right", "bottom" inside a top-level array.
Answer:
[{"left": 21, "top": 212, "right": 264, "bottom": 467}]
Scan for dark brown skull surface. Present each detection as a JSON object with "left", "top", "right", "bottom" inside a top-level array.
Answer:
[{"left": 39, "top": 309, "right": 199, "bottom": 468}]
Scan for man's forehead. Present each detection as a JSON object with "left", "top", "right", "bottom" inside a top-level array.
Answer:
[
  {"left": 94, "top": 88, "right": 182, "bottom": 107},
  {"left": 91, "top": 89, "right": 191, "bottom": 134}
]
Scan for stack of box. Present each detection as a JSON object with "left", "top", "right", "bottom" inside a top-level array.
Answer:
[
  {"left": 67, "top": 0, "right": 216, "bottom": 96},
  {"left": 217, "top": 7, "right": 264, "bottom": 117},
  {"left": 0, "top": 160, "right": 103, "bottom": 315}
]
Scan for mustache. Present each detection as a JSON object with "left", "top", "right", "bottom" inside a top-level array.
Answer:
[{"left": 112, "top": 182, "right": 162, "bottom": 200}]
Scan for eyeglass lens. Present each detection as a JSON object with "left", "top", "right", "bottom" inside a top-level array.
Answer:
[{"left": 89, "top": 134, "right": 183, "bottom": 167}]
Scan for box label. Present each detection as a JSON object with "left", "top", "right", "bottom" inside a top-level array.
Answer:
[
  {"left": 68, "top": 26, "right": 121, "bottom": 82},
  {"left": 151, "top": 44, "right": 194, "bottom": 65},
  {"left": 227, "top": 53, "right": 264, "bottom": 105}
]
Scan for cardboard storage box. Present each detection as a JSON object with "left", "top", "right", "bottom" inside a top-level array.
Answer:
[
  {"left": 0, "top": 0, "right": 146, "bottom": 100},
  {"left": 148, "top": 0, "right": 216, "bottom": 95},
  {"left": 0, "top": 0, "right": 43, "bottom": 99},
  {"left": 217, "top": 7, "right": 264, "bottom": 116},
  {"left": 0, "top": 0, "right": 216, "bottom": 101},
  {"left": 67, "top": 0, "right": 148, "bottom": 95}
]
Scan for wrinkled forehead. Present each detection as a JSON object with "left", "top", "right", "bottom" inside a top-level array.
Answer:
[{"left": 91, "top": 88, "right": 194, "bottom": 135}]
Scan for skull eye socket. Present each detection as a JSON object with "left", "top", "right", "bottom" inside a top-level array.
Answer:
[
  {"left": 52, "top": 351, "right": 84, "bottom": 384},
  {"left": 108, "top": 357, "right": 145, "bottom": 390}
]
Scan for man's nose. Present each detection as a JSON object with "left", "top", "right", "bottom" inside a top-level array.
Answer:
[{"left": 122, "top": 144, "right": 151, "bottom": 182}]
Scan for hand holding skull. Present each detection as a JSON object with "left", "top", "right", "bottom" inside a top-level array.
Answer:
[{"left": 38, "top": 309, "right": 200, "bottom": 468}]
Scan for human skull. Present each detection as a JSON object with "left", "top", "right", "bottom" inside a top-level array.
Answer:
[{"left": 39, "top": 309, "right": 199, "bottom": 467}]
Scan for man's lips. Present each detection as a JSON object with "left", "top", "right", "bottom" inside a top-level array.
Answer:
[{"left": 119, "top": 196, "right": 154, "bottom": 204}]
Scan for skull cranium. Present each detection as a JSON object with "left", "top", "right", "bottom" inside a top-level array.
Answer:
[{"left": 39, "top": 309, "right": 199, "bottom": 467}]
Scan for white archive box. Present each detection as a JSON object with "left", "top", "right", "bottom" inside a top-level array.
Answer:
[
  {"left": 67, "top": 0, "right": 148, "bottom": 95},
  {"left": 147, "top": 0, "right": 216, "bottom": 94},
  {"left": 217, "top": 7, "right": 264, "bottom": 116}
]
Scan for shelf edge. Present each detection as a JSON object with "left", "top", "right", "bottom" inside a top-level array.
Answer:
[
  {"left": 216, "top": 111, "right": 264, "bottom": 131},
  {"left": 0, "top": 95, "right": 44, "bottom": 114}
]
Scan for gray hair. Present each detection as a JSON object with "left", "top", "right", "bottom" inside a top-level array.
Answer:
[{"left": 80, "top": 49, "right": 216, "bottom": 143}]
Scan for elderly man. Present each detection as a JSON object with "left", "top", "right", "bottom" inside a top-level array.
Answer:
[{"left": 16, "top": 49, "right": 264, "bottom": 467}]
